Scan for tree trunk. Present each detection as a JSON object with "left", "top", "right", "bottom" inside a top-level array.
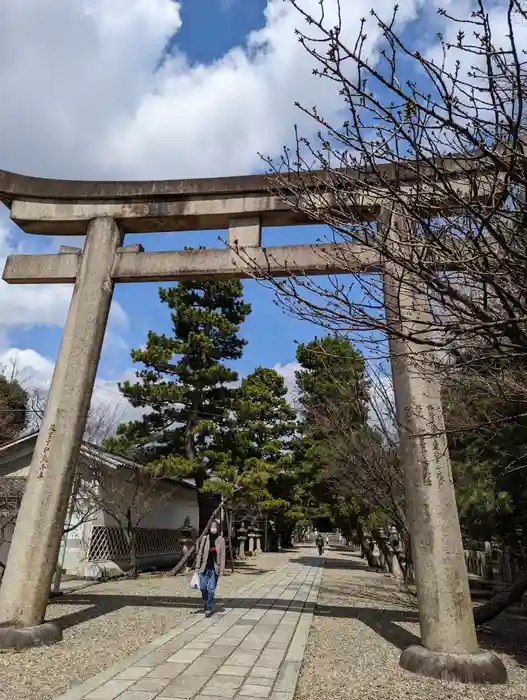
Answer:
[
  {"left": 402, "top": 534, "right": 414, "bottom": 584},
  {"left": 473, "top": 570, "right": 527, "bottom": 626},
  {"left": 226, "top": 508, "right": 235, "bottom": 573},
  {"left": 374, "top": 532, "right": 393, "bottom": 574},
  {"left": 357, "top": 522, "right": 376, "bottom": 568},
  {"left": 281, "top": 522, "right": 294, "bottom": 549},
  {"left": 195, "top": 471, "right": 218, "bottom": 533},
  {"left": 126, "top": 508, "right": 138, "bottom": 578}
]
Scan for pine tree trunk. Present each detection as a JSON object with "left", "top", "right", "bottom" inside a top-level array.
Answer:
[
  {"left": 403, "top": 534, "right": 414, "bottom": 584},
  {"left": 281, "top": 522, "right": 294, "bottom": 549},
  {"left": 194, "top": 469, "right": 217, "bottom": 533},
  {"left": 374, "top": 532, "right": 393, "bottom": 574},
  {"left": 473, "top": 570, "right": 527, "bottom": 626},
  {"left": 226, "top": 508, "right": 235, "bottom": 572},
  {"left": 357, "top": 522, "right": 376, "bottom": 568}
]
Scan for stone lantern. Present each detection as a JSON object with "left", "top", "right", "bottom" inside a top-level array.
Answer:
[
  {"left": 247, "top": 527, "right": 256, "bottom": 556},
  {"left": 237, "top": 521, "right": 248, "bottom": 560},
  {"left": 254, "top": 527, "right": 262, "bottom": 554}
]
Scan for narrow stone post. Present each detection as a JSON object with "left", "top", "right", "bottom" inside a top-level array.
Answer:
[
  {"left": 0, "top": 218, "right": 123, "bottom": 646},
  {"left": 237, "top": 521, "right": 248, "bottom": 560},
  {"left": 381, "top": 208, "right": 506, "bottom": 683}
]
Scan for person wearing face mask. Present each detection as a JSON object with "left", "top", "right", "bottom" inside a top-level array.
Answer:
[{"left": 194, "top": 519, "right": 226, "bottom": 617}]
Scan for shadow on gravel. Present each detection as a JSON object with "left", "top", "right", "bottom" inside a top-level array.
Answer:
[
  {"left": 290, "top": 556, "right": 368, "bottom": 571},
  {"left": 315, "top": 602, "right": 421, "bottom": 650},
  {"left": 316, "top": 602, "right": 527, "bottom": 665},
  {"left": 52, "top": 593, "right": 329, "bottom": 630},
  {"left": 50, "top": 591, "right": 527, "bottom": 666}
]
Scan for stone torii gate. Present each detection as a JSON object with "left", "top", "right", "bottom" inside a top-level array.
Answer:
[{"left": 0, "top": 165, "right": 506, "bottom": 683}]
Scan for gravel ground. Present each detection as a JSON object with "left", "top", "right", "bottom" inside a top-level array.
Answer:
[
  {"left": 296, "top": 549, "right": 527, "bottom": 700},
  {"left": 0, "top": 550, "right": 289, "bottom": 700}
]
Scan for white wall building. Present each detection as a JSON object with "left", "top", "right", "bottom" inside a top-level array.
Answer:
[{"left": 0, "top": 432, "right": 199, "bottom": 580}]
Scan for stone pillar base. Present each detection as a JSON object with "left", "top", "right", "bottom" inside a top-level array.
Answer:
[
  {"left": 400, "top": 645, "right": 507, "bottom": 684},
  {"left": 0, "top": 621, "right": 62, "bottom": 650}
]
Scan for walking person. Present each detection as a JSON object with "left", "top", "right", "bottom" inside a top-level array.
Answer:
[
  {"left": 315, "top": 533, "right": 324, "bottom": 555},
  {"left": 195, "top": 519, "right": 226, "bottom": 617}
]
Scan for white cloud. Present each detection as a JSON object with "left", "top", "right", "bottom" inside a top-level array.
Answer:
[
  {"left": 0, "top": 346, "right": 142, "bottom": 431},
  {"left": 273, "top": 361, "right": 300, "bottom": 405},
  {"left": 366, "top": 361, "right": 395, "bottom": 432},
  {"left": 0, "top": 213, "right": 127, "bottom": 342},
  {"left": 0, "top": 0, "right": 429, "bottom": 181}
]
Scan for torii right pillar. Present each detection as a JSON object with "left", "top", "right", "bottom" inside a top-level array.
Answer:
[{"left": 380, "top": 208, "right": 506, "bottom": 684}]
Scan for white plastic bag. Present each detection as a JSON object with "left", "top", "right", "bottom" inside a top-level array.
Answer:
[{"left": 189, "top": 571, "right": 200, "bottom": 590}]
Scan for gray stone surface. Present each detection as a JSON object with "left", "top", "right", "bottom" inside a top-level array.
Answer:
[
  {"left": 0, "top": 216, "right": 123, "bottom": 630},
  {"left": 53, "top": 552, "right": 322, "bottom": 700},
  {"left": 0, "top": 620, "right": 62, "bottom": 649}
]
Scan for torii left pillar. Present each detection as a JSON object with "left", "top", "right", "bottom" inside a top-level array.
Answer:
[{"left": 0, "top": 217, "right": 123, "bottom": 648}]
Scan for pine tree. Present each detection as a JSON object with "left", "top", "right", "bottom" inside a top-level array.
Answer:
[
  {"left": 204, "top": 367, "right": 296, "bottom": 503},
  {"left": 106, "top": 279, "right": 251, "bottom": 530},
  {"left": 295, "top": 335, "right": 369, "bottom": 431},
  {"left": 291, "top": 335, "right": 371, "bottom": 532},
  {"left": 203, "top": 367, "right": 297, "bottom": 550}
]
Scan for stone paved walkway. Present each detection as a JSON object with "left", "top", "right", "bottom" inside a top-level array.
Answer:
[{"left": 54, "top": 549, "right": 322, "bottom": 700}]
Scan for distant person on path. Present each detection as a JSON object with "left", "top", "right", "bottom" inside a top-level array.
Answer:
[
  {"left": 316, "top": 533, "right": 324, "bottom": 555},
  {"left": 195, "top": 519, "right": 226, "bottom": 617}
]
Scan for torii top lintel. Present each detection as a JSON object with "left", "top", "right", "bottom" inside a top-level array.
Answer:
[{"left": 0, "top": 152, "right": 488, "bottom": 236}]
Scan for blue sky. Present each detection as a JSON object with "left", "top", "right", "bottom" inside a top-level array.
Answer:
[
  {"left": 174, "top": 0, "right": 267, "bottom": 63},
  {"left": 0, "top": 0, "right": 514, "bottom": 417}
]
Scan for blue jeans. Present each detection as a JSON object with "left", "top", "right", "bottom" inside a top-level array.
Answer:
[{"left": 199, "top": 565, "right": 218, "bottom": 611}]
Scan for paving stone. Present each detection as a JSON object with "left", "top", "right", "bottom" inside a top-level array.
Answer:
[
  {"left": 160, "top": 674, "right": 207, "bottom": 699},
  {"left": 250, "top": 667, "right": 278, "bottom": 680},
  {"left": 163, "top": 639, "right": 193, "bottom": 652},
  {"left": 269, "top": 693, "right": 294, "bottom": 700},
  {"left": 239, "top": 685, "right": 272, "bottom": 698},
  {"left": 114, "top": 666, "right": 152, "bottom": 681},
  {"left": 202, "top": 676, "right": 243, "bottom": 691},
  {"left": 246, "top": 675, "right": 274, "bottom": 687},
  {"left": 265, "top": 641, "right": 289, "bottom": 650},
  {"left": 202, "top": 645, "right": 235, "bottom": 659},
  {"left": 85, "top": 680, "right": 135, "bottom": 699},
  {"left": 136, "top": 651, "right": 174, "bottom": 667},
  {"left": 186, "top": 641, "right": 211, "bottom": 650},
  {"left": 216, "top": 665, "right": 250, "bottom": 677},
  {"left": 185, "top": 656, "right": 224, "bottom": 676},
  {"left": 145, "top": 662, "right": 189, "bottom": 679},
  {"left": 258, "top": 653, "right": 286, "bottom": 667},
  {"left": 226, "top": 653, "right": 259, "bottom": 666},
  {"left": 273, "top": 661, "right": 302, "bottom": 693},
  {"left": 167, "top": 647, "right": 203, "bottom": 664},
  {"left": 114, "top": 692, "right": 158, "bottom": 700},
  {"left": 198, "top": 689, "right": 237, "bottom": 699},
  {"left": 130, "top": 678, "right": 171, "bottom": 693}
]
